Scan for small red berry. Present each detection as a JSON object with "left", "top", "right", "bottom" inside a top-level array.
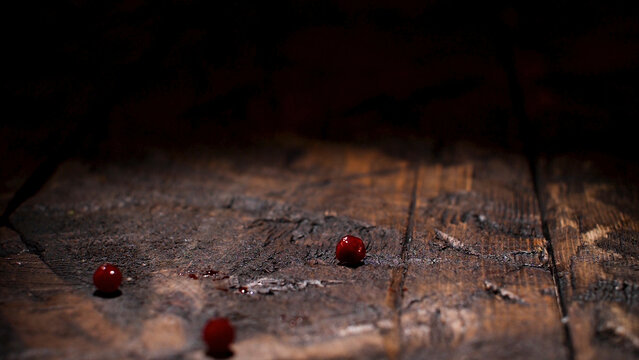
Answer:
[
  {"left": 202, "top": 318, "right": 235, "bottom": 354},
  {"left": 93, "top": 263, "right": 122, "bottom": 293},
  {"left": 336, "top": 235, "right": 366, "bottom": 264}
]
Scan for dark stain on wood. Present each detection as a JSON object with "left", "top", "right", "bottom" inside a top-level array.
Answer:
[{"left": 596, "top": 230, "right": 639, "bottom": 259}]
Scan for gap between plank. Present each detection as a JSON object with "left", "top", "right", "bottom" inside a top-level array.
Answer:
[
  {"left": 385, "top": 163, "right": 419, "bottom": 360},
  {"left": 529, "top": 160, "right": 576, "bottom": 360},
  {"left": 493, "top": 11, "right": 576, "bottom": 359}
]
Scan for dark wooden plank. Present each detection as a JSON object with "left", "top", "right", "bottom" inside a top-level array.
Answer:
[
  {"left": 538, "top": 155, "right": 639, "bottom": 359},
  {"left": 0, "top": 237, "right": 131, "bottom": 360},
  {"left": 6, "top": 138, "right": 415, "bottom": 359},
  {"left": 402, "top": 143, "right": 567, "bottom": 359},
  {"left": 0, "top": 227, "right": 27, "bottom": 257}
]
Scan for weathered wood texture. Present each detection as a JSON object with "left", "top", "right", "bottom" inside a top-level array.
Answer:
[
  {"left": 402, "top": 143, "right": 566, "bottom": 359},
  {"left": 538, "top": 155, "right": 639, "bottom": 360},
  {"left": 4, "top": 139, "right": 415, "bottom": 359},
  {"left": 4, "top": 139, "right": 638, "bottom": 359}
]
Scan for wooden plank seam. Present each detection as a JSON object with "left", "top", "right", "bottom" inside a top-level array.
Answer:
[
  {"left": 531, "top": 159, "right": 576, "bottom": 360},
  {"left": 385, "top": 162, "right": 419, "bottom": 360}
]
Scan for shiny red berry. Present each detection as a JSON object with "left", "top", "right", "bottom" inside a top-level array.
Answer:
[
  {"left": 93, "top": 263, "right": 122, "bottom": 293},
  {"left": 203, "top": 318, "right": 235, "bottom": 354},
  {"left": 336, "top": 235, "right": 366, "bottom": 264}
]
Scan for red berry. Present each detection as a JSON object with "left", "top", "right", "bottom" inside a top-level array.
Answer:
[
  {"left": 336, "top": 235, "right": 366, "bottom": 264},
  {"left": 202, "top": 318, "right": 235, "bottom": 354},
  {"left": 93, "top": 263, "right": 122, "bottom": 293}
]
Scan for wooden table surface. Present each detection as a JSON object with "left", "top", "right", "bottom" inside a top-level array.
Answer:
[{"left": 1, "top": 137, "right": 637, "bottom": 360}]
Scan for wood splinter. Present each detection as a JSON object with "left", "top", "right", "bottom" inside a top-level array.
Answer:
[
  {"left": 483, "top": 280, "right": 526, "bottom": 304},
  {"left": 434, "top": 229, "right": 480, "bottom": 256}
]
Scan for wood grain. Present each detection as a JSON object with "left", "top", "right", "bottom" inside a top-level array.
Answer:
[
  {"left": 5, "top": 138, "right": 415, "bottom": 359},
  {"left": 402, "top": 143, "right": 567, "bottom": 359},
  {"left": 538, "top": 155, "right": 639, "bottom": 360},
  {"left": 7, "top": 139, "right": 636, "bottom": 359}
]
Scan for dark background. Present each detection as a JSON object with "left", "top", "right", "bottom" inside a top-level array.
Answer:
[{"left": 3, "top": 0, "right": 639, "bottom": 174}]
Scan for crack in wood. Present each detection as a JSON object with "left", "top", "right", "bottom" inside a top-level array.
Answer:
[
  {"left": 531, "top": 160, "right": 576, "bottom": 360},
  {"left": 403, "top": 294, "right": 433, "bottom": 312},
  {"left": 384, "top": 163, "right": 419, "bottom": 360},
  {"left": 498, "top": 12, "right": 577, "bottom": 355}
]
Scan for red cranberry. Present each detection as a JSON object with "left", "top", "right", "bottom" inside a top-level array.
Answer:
[
  {"left": 336, "top": 235, "right": 366, "bottom": 264},
  {"left": 93, "top": 263, "right": 122, "bottom": 293},
  {"left": 238, "top": 286, "right": 251, "bottom": 295},
  {"left": 202, "top": 318, "right": 235, "bottom": 354}
]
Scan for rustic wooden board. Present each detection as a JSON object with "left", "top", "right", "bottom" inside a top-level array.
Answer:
[
  {"left": 1, "top": 233, "right": 131, "bottom": 360},
  {"left": 537, "top": 155, "right": 639, "bottom": 360},
  {"left": 10, "top": 139, "right": 637, "bottom": 359},
  {"left": 5, "top": 138, "right": 416, "bottom": 359},
  {"left": 402, "top": 143, "right": 567, "bottom": 359}
]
